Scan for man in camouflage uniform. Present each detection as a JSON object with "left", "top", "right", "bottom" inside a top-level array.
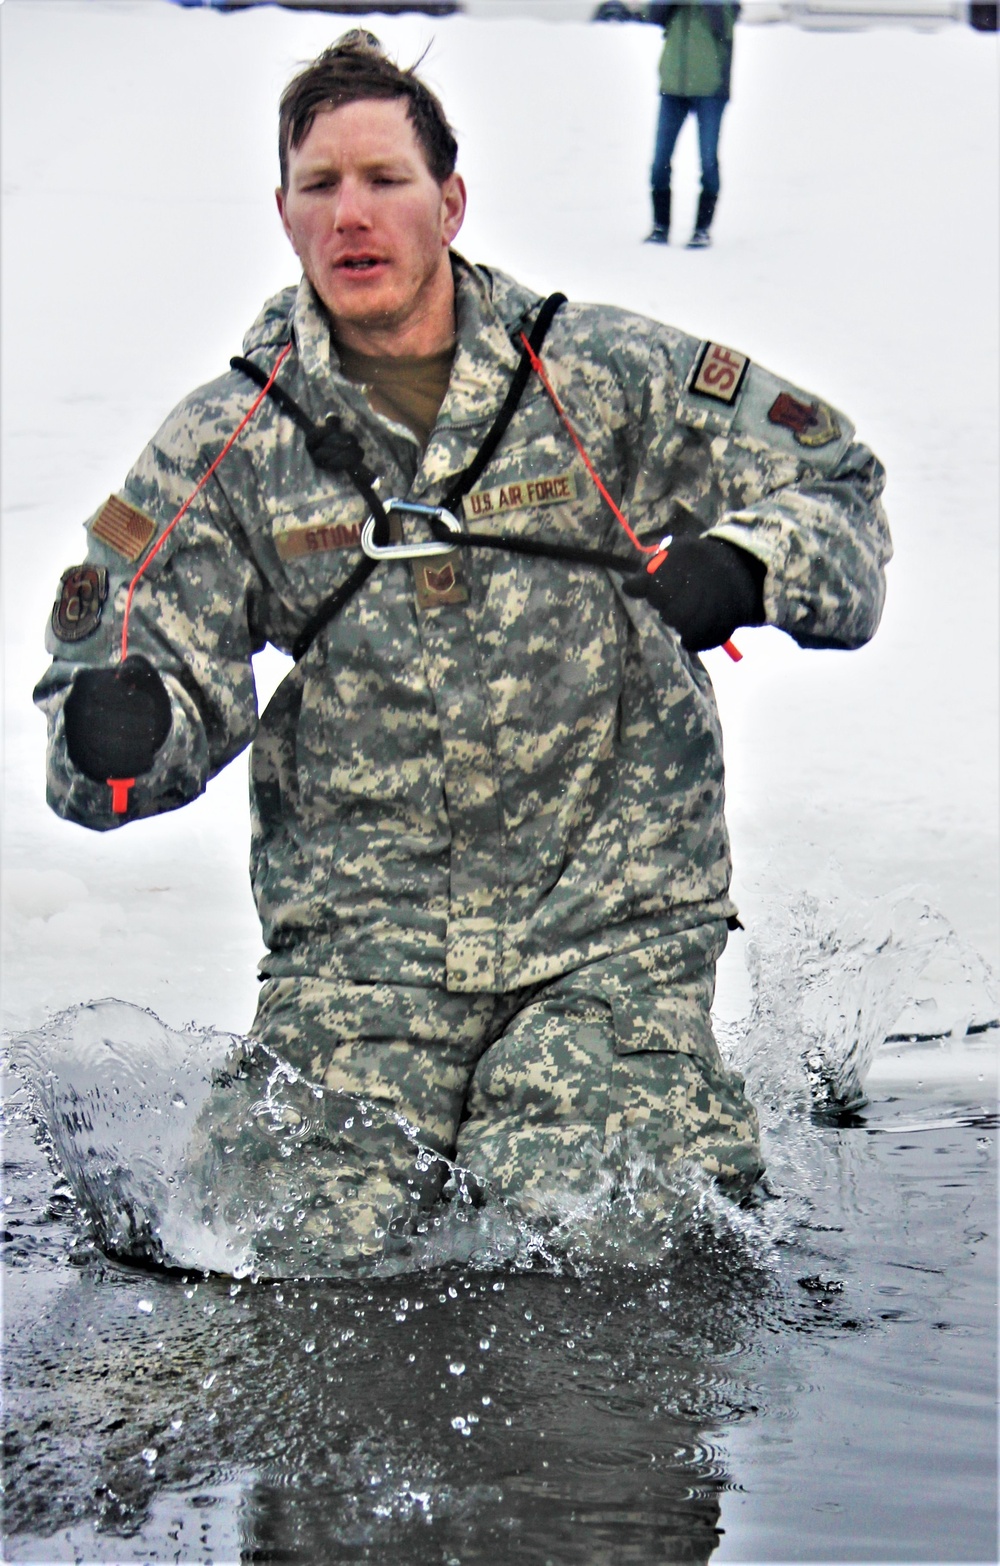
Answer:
[{"left": 35, "top": 34, "right": 891, "bottom": 1264}]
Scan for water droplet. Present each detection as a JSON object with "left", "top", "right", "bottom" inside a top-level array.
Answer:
[
  {"left": 479, "top": 1338, "right": 491, "bottom": 1351},
  {"left": 202, "top": 1372, "right": 216, "bottom": 1390},
  {"left": 137, "top": 1299, "right": 153, "bottom": 1314},
  {"left": 303, "top": 1339, "right": 316, "bottom": 1354},
  {"left": 482, "top": 1396, "right": 491, "bottom": 1406},
  {"left": 170, "top": 1419, "right": 183, "bottom": 1431},
  {"left": 448, "top": 1286, "right": 458, "bottom": 1299},
  {"left": 141, "top": 1447, "right": 158, "bottom": 1465},
  {"left": 450, "top": 1416, "right": 467, "bottom": 1431},
  {"left": 449, "top": 1361, "right": 466, "bottom": 1376},
  {"left": 343, "top": 1117, "right": 354, "bottom": 1130},
  {"left": 171, "top": 1093, "right": 187, "bottom": 1109}
]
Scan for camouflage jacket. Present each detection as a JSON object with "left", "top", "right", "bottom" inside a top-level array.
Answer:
[{"left": 35, "top": 255, "right": 890, "bottom": 995}]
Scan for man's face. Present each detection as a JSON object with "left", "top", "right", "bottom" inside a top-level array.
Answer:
[{"left": 276, "top": 98, "right": 466, "bottom": 346}]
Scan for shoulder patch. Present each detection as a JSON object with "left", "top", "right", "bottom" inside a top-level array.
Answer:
[
  {"left": 52, "top": 564, "right": 108, "bottom": 642},
  {"left": 688, "top": 342, "right": 750, "bottom": 406},
  {"left": 90, "top": 495, "right": 157, "bottom": 562},
  {"left": 768, "top": 392, "right": 841, "bottom": 448}
]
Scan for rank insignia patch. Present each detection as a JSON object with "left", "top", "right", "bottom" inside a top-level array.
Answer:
[
  {"left": 413, "top": 551, "right": 468, "bottom": 609},
  {"left": 689, "top": 342, "right": 750, "bottom": 406},
  {"left": 52, "top": 564, "right": 108, "bottom": 642},
  {"left": 90, "top": 495, "right": 157, "bottom": 562},
  {"left": 768, "top": 392, "right": 841, "bottom": 448}
]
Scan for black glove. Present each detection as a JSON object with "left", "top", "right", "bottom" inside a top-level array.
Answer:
[
  {"left": 622, "top": 536, "right": 766, "bottom": 652},
  {"left": 63, "top": 655, "right": 172, "bottom": 782}
]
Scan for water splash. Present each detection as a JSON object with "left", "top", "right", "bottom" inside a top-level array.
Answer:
[
  {"left": 9, "top": 885, "right": 992, "bottom": 1281},
  {"left": 723, "top": 884, "right": 960, "bottom": 1122}
]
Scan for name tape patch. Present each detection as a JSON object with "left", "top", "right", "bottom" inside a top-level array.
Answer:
[
  {"left": 767, "top": 392, "right": 841, "bottom": 448},
  {"left": 90, "top": 495, "right": 157, "bottom": 562},
  {"left": 52, "top": 564, "right": 108, "bottom": 642},
  {"left": 688, "top": 342, "right": 750, "bottom": 406},
  {"left": 464, "top": 471, "right": 578, "bottom": 521},
  {"left": 275, "top": 519, "right": 362, "bottom": 562}
]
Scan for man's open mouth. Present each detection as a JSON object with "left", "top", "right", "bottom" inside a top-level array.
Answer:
[{"left": 338, "top": 257, "right": 384, "bottom": 271}]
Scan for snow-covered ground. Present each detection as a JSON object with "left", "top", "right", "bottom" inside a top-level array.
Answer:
[{"left": 2, "top": 0, "right": 997, "bottom": 1040}]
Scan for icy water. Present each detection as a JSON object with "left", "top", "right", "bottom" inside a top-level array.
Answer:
[{"left": 2, "top": 891, "right": 997, "bottom": 1564}]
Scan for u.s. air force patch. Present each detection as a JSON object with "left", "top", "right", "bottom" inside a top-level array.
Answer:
[
  {"left": 52, "top": 564, "right": 108, "bottom": 642},
  {"left": 463, "top": 471, "right": 578, "bottom": 521}
]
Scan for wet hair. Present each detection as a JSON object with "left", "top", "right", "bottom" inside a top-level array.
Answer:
[{"left": 278, "top": 30, "right": 458, "bottom": 190}]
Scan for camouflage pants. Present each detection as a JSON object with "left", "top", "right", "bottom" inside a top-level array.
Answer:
[{"left": 249, "top": 923, "right": 762, "bottom": 1255}]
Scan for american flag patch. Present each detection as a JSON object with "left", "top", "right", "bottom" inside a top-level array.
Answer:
[{"left": 90, "top": 495, "right": 157, "bottom": 562}]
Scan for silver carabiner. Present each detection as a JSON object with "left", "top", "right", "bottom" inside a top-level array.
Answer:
[{"left": 361, "top": 499, "right": 464, "bottom": 561}]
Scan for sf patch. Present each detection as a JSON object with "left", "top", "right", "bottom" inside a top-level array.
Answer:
[
  {"left": 90, "top": 495, "right": 157, "bottom": 562},
  {"left": 52, "top": 564, "right": 108, "bottom": 642},
  {"left": 688, "top": 342, "right": 750, "bottom": 406},
  {"left": 768, "top": 392, "right": 841, "bottom": 448}
]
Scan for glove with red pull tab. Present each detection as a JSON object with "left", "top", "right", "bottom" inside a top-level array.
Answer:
[
  {"left": 63, "top": 655, "right": 172, "bottom": 784},
  {"left": 622, "top": 536, "right": 766, "bottom": 652}
]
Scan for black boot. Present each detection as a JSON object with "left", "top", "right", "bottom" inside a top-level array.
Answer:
[
  {"left": 688, "top": 189, "right": 717, "bottom": 249},
  {"left": 646, "top": 186, "right": 671, "bottom": 245}
]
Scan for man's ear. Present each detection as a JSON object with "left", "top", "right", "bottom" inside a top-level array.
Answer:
[
  {"left": 275, "top": 187, "right": 298, "bottom": 253},
  {"left": 441, "top": 173, "right": 467, "bottom": 248}
]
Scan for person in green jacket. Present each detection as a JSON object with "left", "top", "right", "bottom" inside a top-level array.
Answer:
[{"left": 645, "top": 2, "right": 740, "bottom": 248}]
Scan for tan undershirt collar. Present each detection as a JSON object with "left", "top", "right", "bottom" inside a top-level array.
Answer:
[{"left": 336, "top": 342, "right": 456, "bottom": 448}]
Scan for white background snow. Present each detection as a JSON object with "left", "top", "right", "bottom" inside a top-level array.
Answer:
[{"left": 2, "top": 0, "right": 997, "bottom": 1040}]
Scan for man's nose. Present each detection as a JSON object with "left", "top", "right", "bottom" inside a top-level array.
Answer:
[{"left": 334, "top": 177, "right": 371, "bottom": 230}]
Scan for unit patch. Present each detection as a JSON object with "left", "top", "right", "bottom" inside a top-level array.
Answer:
[
  {"left": 275, "top": 519, "right": 363, "bottom": 562},
  {"left": 464, "top": 471, "right": 578, "bottom": 521},
  {"left": 52, "top": 564, "right": 108, "bottom": 642},
  {"left": 768, "top": 392, "right": 841, "bottom": 448},
  {"left": 688, "top": 342, "right": 750, "bottom": 406},
  {"left": 90, "top": 495, "right": 157, "bottom": 562}
]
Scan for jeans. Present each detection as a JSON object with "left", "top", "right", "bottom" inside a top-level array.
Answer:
[{"left": 651, "top": 93, "right": 727, "bottom": 200}]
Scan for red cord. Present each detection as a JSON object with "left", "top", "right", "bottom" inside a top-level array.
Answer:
[
  {"left": 118, "top": 343, "right": 293, "bottom": 662},
  {"left": 520, "top": 333, "right": 660, "bottom": 558},
  {"left": 520, "top": 332, "right": 741, "bottom": 663},
  {"left": 108, "top": 343, "right": 292, "bottom": 814}
]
